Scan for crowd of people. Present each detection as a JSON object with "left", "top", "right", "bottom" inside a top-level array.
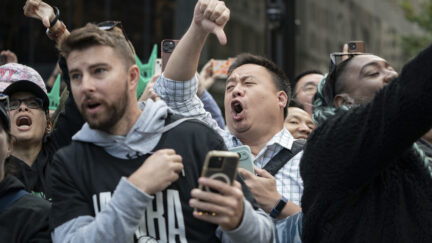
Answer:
[{"left": 0, "top": 0, "right": 432, "bottom": 242}]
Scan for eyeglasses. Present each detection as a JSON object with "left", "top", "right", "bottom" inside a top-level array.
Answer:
[
  {"left": 329, "top": 52, "right": 371, "bottom": 74},
  {"left": 0, "top": 94, "right": 9, "bottom": 111},
  {"left": 97, "top": 20, "right": 135, "bottom": 54},
  {"left": 9, "top": 97, "right": 44, "bottom": 110}
]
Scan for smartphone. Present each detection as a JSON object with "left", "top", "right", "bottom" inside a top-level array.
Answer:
[
  {"left": 211, "top": 58, "right": 235, "bottom": 79},
  {"left": 196, "top": 151, "right": 240, "bottom": 215},
  {"left": 347, "top": 41, "right": 365, "bottom": 53},
  {"left": 154, "top": 58, "right": 162, "bottom": 75},
  {"left": 230, "top": 145, "right": 254, "bottom": 174},
  {"left": 161, "top": 39, "right": 179, "bottom": 72}
]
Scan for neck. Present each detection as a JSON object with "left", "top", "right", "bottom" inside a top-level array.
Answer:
[
  {"left": 108, "top": 102, "right": 142, "bottom": 136},
  {"left": 234, "top": 124, "right": 283, "bottom": 156},
  {"left": 12, "top": 141, "right": 43, "bottom": 167}
]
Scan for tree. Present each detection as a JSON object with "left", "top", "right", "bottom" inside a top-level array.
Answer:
[{"left": 401, "top": 0, "right": 432, "bottom": 58}]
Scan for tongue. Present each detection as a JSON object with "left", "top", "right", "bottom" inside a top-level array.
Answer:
[{"left": 17, "top": 117, "right": 31, "bottom": 127}]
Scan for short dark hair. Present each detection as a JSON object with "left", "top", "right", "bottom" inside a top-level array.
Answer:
[
  {"left": 288, "top": 99, "right": 305, "bottom": 110},
  {"left": 59, "top": 23, "right": 135, "bottom": 68},
  {"left": 227, "top": 53, "right": 291, "bottom": 118},
  {"left": 293, "top": 70, "right": 323, "bottom": 92}
]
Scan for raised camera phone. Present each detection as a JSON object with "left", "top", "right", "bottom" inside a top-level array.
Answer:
[
  {"left": 211, "top": 58, "right": 235, "bottom": 79},
  {"left": 347, "top": 41, "right": 365, "bottom": 53},
  {"left": 195, "top": 151, "right": 240, "bottom": 215},
  {"left": 230, "top": 145, "right": 254, "bottom": 174},
  {"left": 161, "top": 39, "right": 179, "bottom": 72}
]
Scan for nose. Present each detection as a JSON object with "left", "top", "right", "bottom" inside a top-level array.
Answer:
[
  {"left": 231, "top": 84, "right": 244, "bottom": 98},
  {"left": 17, "top": 101, "right": 29, "bottom": 112},
  {"left": 383, "top": 69, "right": 398, "bottom": 84},
  {"left": 80, "top": 74, "right": 96, "bottom": 93},
  {"left": 298, "top": 123, "right": 312, "bottom": 135}
]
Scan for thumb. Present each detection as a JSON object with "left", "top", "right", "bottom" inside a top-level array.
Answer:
[
  {"left": 42, "top": 17, "right": 50, "bottom": 28},
  {"left": 238, "top": 168, "right": 254, "bottom": 180},
  {"left": 212, "top": 27, "right": 227, "bottom": 45},
  {"left": 255, "top": 167, "right": 273, "bottom": 179}
]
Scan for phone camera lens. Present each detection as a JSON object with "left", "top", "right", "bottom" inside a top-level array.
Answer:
[{"left": 348, "top": 43, "right": 357, "bottom": 50}]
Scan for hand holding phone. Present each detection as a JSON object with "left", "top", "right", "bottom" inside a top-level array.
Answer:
[
  {"left": 347, "top": 41, "right": 365, "bottom": 53},
  {"left": 194, "top": 151, "right": 240, "bottom": 215},
  {"left": 230, "top": 145, "right": 254, "bottom": 174},
  {"left": 161, "top": 39, "right": 179, "bottom": 72}
]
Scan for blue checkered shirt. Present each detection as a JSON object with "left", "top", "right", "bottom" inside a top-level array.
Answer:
[{"left": 154, "top": 74, "right": 304, "bottom": 205}]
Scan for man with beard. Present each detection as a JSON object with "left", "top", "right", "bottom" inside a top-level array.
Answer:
[
  {"left": 155, "top": 0, "right": 303, "bottom": 218},
  {"left": 48, "top": 2, "right": 273, "bottom": 243}
]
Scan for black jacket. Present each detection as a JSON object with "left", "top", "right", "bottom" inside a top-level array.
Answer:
[
  {"left": 300, "top": 45, "right": 432, "bottom": 242},
  {"left": 0, "top": 176, "right": 51, "bottom": 242},
  {"left": 50, "top": 119, "right": 229, "bottom": 242},
  {"left": 7, "top": 58, "right": 84, "bottom": 199}
]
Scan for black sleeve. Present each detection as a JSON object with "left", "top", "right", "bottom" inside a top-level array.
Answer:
[
  {"left": 44, "top": 57, "right": 85, "bottom": 155},
  {"left": 49, "top": 148, "right": 93, "bottom": 230},
  {"left": 301, "top": 44, "right": 432, "bottom": 193},
  {"left": 18, "top": 196, "right": 52, "bottom": 243}
]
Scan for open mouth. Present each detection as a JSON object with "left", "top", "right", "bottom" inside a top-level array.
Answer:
[
  {"left": 231, "top": 101, "right": 244, "bottom": 114},
  {"left": 85, "top": 100, "right": 101, "bottom": 111},
  {"left": 16, "top": 115, "right": 32, "bottom": 127}
]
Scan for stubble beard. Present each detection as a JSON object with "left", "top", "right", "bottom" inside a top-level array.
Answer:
[{"left": 84, "top": 81, "right": 129, "bottom": 132}]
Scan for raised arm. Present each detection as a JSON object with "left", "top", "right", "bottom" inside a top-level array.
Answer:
[
  {"left": 301, "top": 44, "right": 432, "bottom": 192},
  {"left": 163, "top": 0, "right": 229, "bottom": 81},
  {"left": 23, "top": 0, "right": 70, "bottom": 44}
]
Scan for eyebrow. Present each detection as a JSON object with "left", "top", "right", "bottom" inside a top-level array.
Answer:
[
  {"left": 226, "top": 75, "right": 253, "bottom": 83},
  {"left": 302, "top": 81, "right": 317, "bottom": 87},
  {"left": 69, "top": 63, "right": 109, "bottom": 74}
]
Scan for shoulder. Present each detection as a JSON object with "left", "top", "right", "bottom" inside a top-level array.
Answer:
[{"left": 160, "top": 118, "right": 227, "bottom": 151}]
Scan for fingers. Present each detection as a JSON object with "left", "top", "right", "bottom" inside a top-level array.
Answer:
[
  {"left": 255, "top": 167, "right": 273, "bottom": 179},
  {"left": 42, "top": 17, "right": 50, "bottom": 28},
  {"left": 197, "top": 177, "right": 242, "bottom": 196},
  {"left": 155, "top": 148, "right": 176, "bottom": 155},
  {"left": 199, "top": 0, "right": 210, "bottom": 13},
  {"left": 212, "top": 27, "right": 227, "bottom": 45},
  {"left": 215, "top": 8, "right": 230, "bottom": 26},
  {"left": 238, "top": 168, "right": 254, "bottom": 180},
  {"left": 204, "top": 0, "right": 218, "bottom": 19}
]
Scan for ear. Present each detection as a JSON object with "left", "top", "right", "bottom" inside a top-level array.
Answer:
[
  {"left": 45, "top": 119, "right": 53, "bottom": 134},
  {"left": 277, "top": 91, "right": 288, "bottom": 111},
  {"left": 334, "top": 93, "right": 354, "bottom": 108},
  {"left": 128, "top": 64, "right": 140, "bottom": 91}
]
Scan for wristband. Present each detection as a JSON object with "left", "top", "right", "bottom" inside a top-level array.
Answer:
[
  {"left": 50, "top": 6, "right": 60, "bottom": 28},
  {"left": 270, "top": 195, "right": 287, "bottom": 218},
  {"left": 46, "top": 21, "right": 66, "bottom": 40}
]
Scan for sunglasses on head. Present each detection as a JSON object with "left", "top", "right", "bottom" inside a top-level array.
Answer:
[{"left": 97, "top": 20, "right": 134, "bottom": 53}]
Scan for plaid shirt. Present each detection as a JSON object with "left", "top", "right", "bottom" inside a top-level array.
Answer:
[{"left": 154, "top": 75, "right": 304, "bottom": 205}]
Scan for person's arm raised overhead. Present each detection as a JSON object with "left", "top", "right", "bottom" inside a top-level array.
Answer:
[
  {"left": 163, "top": 0, "right": 230, "bottom": 81},
  {"left": 23, "top": 0, "right": 70, "bottom": 43}
]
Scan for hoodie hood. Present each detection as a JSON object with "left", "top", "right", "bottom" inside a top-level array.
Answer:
[{"left": 73, "top": 99, "right": 190, "bottom": 159}]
